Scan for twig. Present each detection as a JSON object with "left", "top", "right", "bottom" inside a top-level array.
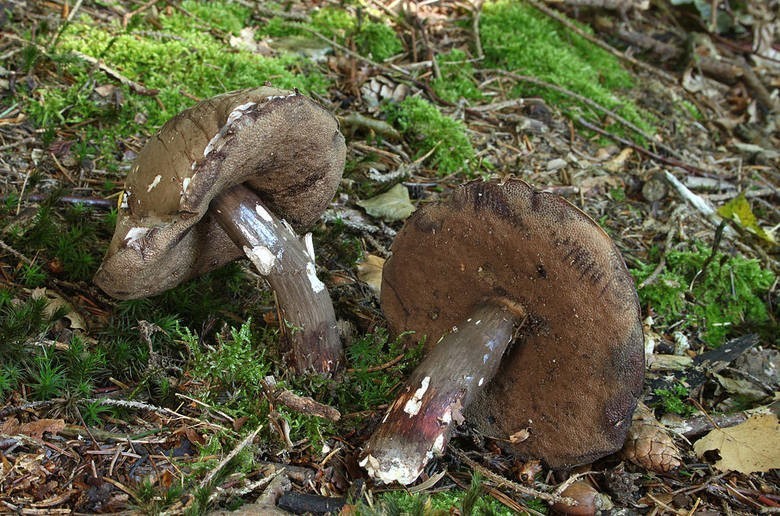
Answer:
[
  {"left": 525, "top": 0, "right": 676, "bottom": 84},
  {"left": 70, "top": 51, "right": 159, "bottom": 96},
  {"left": 471, "top": 0, "right": 485, "bottom": 60},
  {"left": 339, "top": 113, "right": 402, "bottom": 140},
  {"left": 449, "top": 447, "right": 575, "bottom": 505},
  {"left": 576, "top": 117, "right": 709, "bottom": 175},
  {"left": 263, "top": 377, "right": 341, "bottom": 422},
  {"left": 252, "top": 4, "right": 310, "bottom": 22},
  {"left": 123, "top": 0, "right": 166, "bottom": 27},
  {"left": 663, "top": 170, "right": 735, "bottom": 237},
  {"left": 491, "top": 69, "right": 676, "bottom": 158},
  {"left": 347, "top": 353, "right": 405, "bottom": 373},
  {"left": 0, "top": 239, "right": 35, "bottom": 266},
  {"left": 200, "top": 426, "right": 263, "bottom": 488}
]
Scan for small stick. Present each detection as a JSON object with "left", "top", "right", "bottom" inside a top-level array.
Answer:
[
  {"left": 263, "top": 377, "right": 341, "bottom": 421},
  {"left": 70, "top": 50, "right": 159, "bottom": 96},
  {"left": 200, "top": 426, "right": 263, "bottom": 488},
  {"left": 450, "top": 447, "right": 576, "bottom": 505},
  {"left": 491, "top": 70, "right": 670, "bottom": 157},
  {"left": 577, "top": 117, "right": 710, "bottom": 176}
]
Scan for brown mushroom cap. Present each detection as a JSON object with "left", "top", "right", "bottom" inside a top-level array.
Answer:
[
  {"left": 94, "top": 87, "right": 346, "bottom": 299},
  {"left": 380, "top": 179, "right": 644, "bottom": 468}
]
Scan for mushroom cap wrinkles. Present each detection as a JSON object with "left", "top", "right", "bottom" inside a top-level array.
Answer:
[
  {"left": 94, "top": 87, "right": 346, "bottom": 299},
  {"left": 380, "top": 179, "right": 644, "bottom": 468}
]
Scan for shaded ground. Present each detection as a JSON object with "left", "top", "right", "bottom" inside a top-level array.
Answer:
[{"left": 0, "top": 0, "right": 778, "bottom": 514}]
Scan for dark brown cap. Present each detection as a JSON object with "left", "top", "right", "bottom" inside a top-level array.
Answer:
[
  {"left": 380, "top": 179, "right": 644, "bottom": 468},
  {"left": 94, "top": 87, "right": 346, "bottom": 299}
]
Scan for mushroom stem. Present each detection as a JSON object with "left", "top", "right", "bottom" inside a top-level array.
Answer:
[
  {"left": 211, "top": 184, "right": 341, "bottom": 373},
  {"left": 361, "top": 298, "right": 525, "bottom": 485}
]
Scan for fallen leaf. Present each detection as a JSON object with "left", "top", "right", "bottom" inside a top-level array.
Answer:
[
  {"left": 717, "top": 194, "right": 776, "bottom": 243},
  {"left": 693, "top": 412, "right": 780, "bottom": 473},
  {"left": 31, "top": 287, "right": 87, "bottom": 330},
  {"left": 19, "top": 419, "right": 66, "bottom": 441},
  {"left": 356, "top": 254, "right": 385, "bottom": 295},
  {"left": 604, "top": 148, "right": 633, "bottom": 172},
  {"left": 357, "top": 184, "right": 415, "bottom": 222}
]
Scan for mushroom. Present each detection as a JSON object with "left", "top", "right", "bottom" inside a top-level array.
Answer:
[
  {"left": 94, "top": 87, "right": 346, "bottom": 373},
  {"left": 361, "top": 179, "right": 644, "bottom": 484}
]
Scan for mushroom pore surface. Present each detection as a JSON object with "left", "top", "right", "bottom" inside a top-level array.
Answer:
[
  {"left": 94, "top": 87, "right": 345, "bottom": 299},
  {"left": 380, "top": 179, "right": 644, "bottom": 468}
]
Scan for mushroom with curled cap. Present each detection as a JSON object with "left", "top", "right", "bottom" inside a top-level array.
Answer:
[
  {"left": 361, "top": 179, "right": 644, "bottom": 484},
  {"left": 94, "top": 87, "right": 346, "bottom": 373}
]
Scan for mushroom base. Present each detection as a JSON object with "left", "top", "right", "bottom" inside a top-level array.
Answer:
[
  {"left": 361, "top": 299, "right": 524, "bottom": 485},
  {"left": 211, "top": 184, "right": 341, "bottom": 373}
]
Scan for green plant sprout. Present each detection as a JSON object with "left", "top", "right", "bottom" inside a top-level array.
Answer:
[{"left": 654, "top": 379, "right": 695, "bottom": 416}]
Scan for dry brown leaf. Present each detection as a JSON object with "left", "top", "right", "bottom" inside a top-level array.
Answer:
[
  {"left": 693, "top": 412, "right": 780, "bottom": 473},
  {"left": 604, "top": 147, "right": 634, "bottom": 172},
  {"left": 31, "top": 287, "right": 87, "bottom": 330},
  {"left": 2, "top": 416, "right": 21, "bottom": 434},
  {"left": 356, "top": 254, "right": 385, "bottom": 296},
  {"left": 19, "top": 419, "right": 66, "bottom": 441}
]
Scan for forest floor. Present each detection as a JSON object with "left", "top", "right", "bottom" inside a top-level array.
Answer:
[{"left": 0, "top": 0, "right": 778, "bottom": 514}]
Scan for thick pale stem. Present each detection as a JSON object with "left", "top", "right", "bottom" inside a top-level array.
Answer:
[
  {"left": 361, "top": 299, "right": 525, "bottom": 485},
  {"left": 211, "top": 184, "right": 342, "bottom": 373}
]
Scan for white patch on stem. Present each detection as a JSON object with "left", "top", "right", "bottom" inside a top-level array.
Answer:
[
  {"left": 360, "top": 454, "right": 422, "bottom": 486},
  {"left": 303, "top": 232, "right": 316, "bottom": 262},
  {"left": 243, "top": 245, "right": 277, "bottom": 275},
  {"left": 125, "top": 227, "right": 149, "bottom": 250},
  {"left": 254, "top": 203, "right": 273, "bottom": 222},
  {"left": 306, "top": 262, "right": 325, "bottom": 293},
  {"left": 203, "top": 132, "right": 222, "bottom": 157},
  {"left": 181, "top": 177, "right": 191, "bottom": 196},
  {"left": 403, "top": 376, "right": 430, "bottom": 416},
  {"left": 432, "top": 434, "right": 445, "bottom": 454},
  {"left": 478, "top": 377, "right": 484, "bottom": 386},
  {"left": 119, "top": 191, "right": 130, "bottom": 209},
  {"left": 227, "top": 102, "right": 256, "bottom": 124},
  {"left": 146, "top": 174, "right": 162, "bottom": 192}
]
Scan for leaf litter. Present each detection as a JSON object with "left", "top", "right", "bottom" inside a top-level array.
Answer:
[{"left": 0, "top": 0, "right": 778, "bottom": 513}]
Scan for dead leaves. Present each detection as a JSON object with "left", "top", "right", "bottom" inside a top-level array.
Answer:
[
  {"left": 694, "top": 412, "right": 780, "bottom": 474},
  {"left": 1, "top": 417, "right": 65, "bottom": 441},
  {"left": 356, "top": 254, "right": 385, "bottom": 296},
  {"left": 357, "top": 184, "right": 415, "bottom": 222}
]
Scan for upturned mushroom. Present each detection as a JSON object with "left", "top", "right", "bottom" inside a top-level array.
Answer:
[
  {"left": 361, "top": 179, "right": 644, "bottom": 484},
  {"left": 94, "top": 87, "right": 346, "bottom": 373}
]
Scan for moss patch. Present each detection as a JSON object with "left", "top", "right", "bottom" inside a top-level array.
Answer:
[
  {"left": 432, "top": 49, "right": 485, "bottom": 103},
  {"left": 632, "top": 246, "right": 775, "bottom": 346},
  {"left": 481, "top": 0, "right": 653, "bottom": 135},
  {"left": 384, "top": 96, "right": 476, "bottom": 176}
]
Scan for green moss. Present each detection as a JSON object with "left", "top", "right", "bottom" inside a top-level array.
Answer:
[
  {"left": 632, "top": 246, "right": 775, "bottom": 346},
  {"left": 432, "top": 49, "right": 484, "bottom": 103},
  {"left": 19, "top": 0, "right": 330, "bottom": 170},
  {"left": 173, "top": 0, "right": 251, "bottom": 35},
  {"left": 354, "top": 22, "right": 403, "bottom": 61},
  {"left": 384, "top": 96, "right": 476, "bottom": 176},
  {"left": 654, "top": 380, "right": 695, "bottom": 416},
  {"left": 481, "top": 1, "right": 653, "bottom": 135},
  {"left": 356, "top": 473, "right": 514, "bottom": 515}
]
